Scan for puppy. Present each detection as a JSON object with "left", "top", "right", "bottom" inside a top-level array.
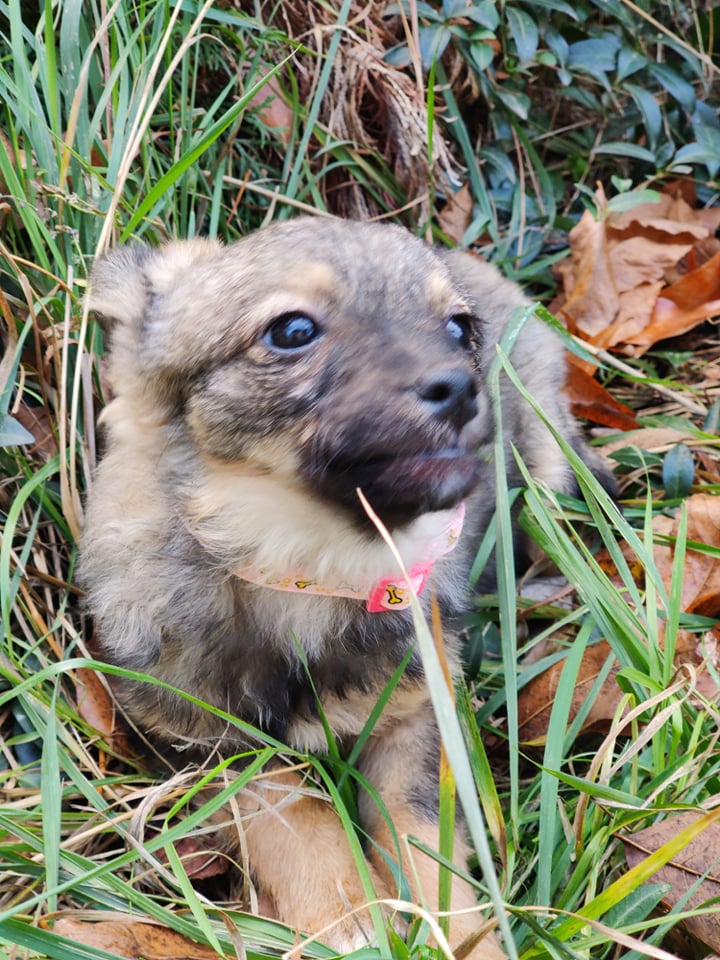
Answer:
[{"left": 81, "top": 218, "right": 608, "bottom": 956}]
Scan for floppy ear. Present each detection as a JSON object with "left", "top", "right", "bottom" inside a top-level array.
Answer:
[
  {"left": 88, "top": 246, "right": 156, "bottom": 335},
  {"left": 88, "top": 238, "right": 223, "bottom": 337},
  {"left": 88, "top": 240, "right": 224, "bottom": 407}
]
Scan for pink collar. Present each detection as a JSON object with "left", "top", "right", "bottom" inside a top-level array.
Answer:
[{"left": 231, "top": 502, "right": 466, "bottom": 613}]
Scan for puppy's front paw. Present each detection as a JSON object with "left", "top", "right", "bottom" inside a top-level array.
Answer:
[
  {"left": 242, "top": 769, "right": 399, "bottom": 951},
  {"left": 270, "top": 861, "right": 400, "bottom": 953}
]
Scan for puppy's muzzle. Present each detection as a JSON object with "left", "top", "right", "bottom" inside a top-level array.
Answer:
[{"left": 305, "top": 363, "right": 487, "bottom": 527}]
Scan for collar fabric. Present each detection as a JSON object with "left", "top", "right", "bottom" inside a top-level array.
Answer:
[{"left": 231, "top": 502, "right": 466, "bottom": 613}]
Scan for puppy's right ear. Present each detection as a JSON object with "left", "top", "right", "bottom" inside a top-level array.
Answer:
[{"left": 88, "top": 246, "right": 156, "bottom": 335}]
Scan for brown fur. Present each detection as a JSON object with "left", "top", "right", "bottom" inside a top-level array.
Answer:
[{"left": 81, "top": 218, "right": 610, "bottom": 956}]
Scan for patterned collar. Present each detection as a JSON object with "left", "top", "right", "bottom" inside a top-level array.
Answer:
[{"left": 230, "top": 502, "right": 466, "bottom": 613}]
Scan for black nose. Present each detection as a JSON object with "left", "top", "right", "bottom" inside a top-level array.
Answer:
[{"left": 416, "top": 368, "right": 478, "bottom": 429}]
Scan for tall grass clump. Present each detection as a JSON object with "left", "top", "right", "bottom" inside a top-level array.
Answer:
[{"left": 1, "top": 1, "right": 719, "bottom": 958}]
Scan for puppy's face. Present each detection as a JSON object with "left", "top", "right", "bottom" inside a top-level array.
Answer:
[{"left": 90, "top": 219, "right": 491, "bottom": 526}]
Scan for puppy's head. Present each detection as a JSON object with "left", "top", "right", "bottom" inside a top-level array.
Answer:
[{"left": 89, "top": 219, "right": 491, "bottom": 526}]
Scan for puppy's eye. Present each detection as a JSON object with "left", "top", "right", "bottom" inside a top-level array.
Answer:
[
  {"left": 264, "top": 313, "right": 322, "bottom": 351},
  {"left": 446, "top": 313, "right": 474, "bottom": 352}
]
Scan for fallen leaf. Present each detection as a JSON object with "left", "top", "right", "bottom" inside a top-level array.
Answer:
[
  {"left": 601, "top": 426, "right": 698, "bottom": 457},
  {"left": 622, "top": 810, "right": 720, "bottom": 952},
  {"left": 652, "top": 493, "right": 720, "bottom": 618},
  {"left": 609, "top": 194, "right": 710, "bottom": 242},
  {"left": 12, "top": 400, "right": 58, "bottom": 461},
  {"left": 75, "top": 666, "right": 132, "bottom": 757},
  {"left": 663, "top": 253, "right": 720, "bottom": 310},
  {"left": 588, "top": 281, "right": 665, "bottom": 351},
  {"left": 165, "top": 836, "right": 229, "bottom": 881},
  {"left": 519, "top": 493, "right": 720, "bottom": 743},
  {"left": 52, "top": 918, "right": 219, "bottom": 960},
  {"left": 249, "top": 70, "right": 293, "bottom": 144},
  {"left": 608, "top": 235, "right": 696, "bottom": 292},
  {"left": 438, "top": 183, "right": 473, "bottom": 244},
  {"left": 518, "top": 639, "right": 620, "bottom": 745},
  {"left": 552, "top": 184, "right": 720, "bottom": 356},
  {"left": 553, "top": 204, "right": 619, "bottom": 337},
  {"left": 564, "top": 353, "right": 640, "bottom": 430},
  {"left": 697, "top": 449, "right": 720, "bottom": 485},
  {"left": 627, "top": 249, "right": 720, "bottom": 350},
  {"left": 675, "top": 627, "right": 720, "bottom": 703}
]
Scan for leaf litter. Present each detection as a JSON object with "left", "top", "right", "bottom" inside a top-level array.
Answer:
[
  {"left": 515, "top": 180, "right": 720, "bottom": 952},
  {"left": 551, "top": 182, "right": 720, "bottom": 357},
  {"left": 622, "top": 811, "right": 720, "bottom": 952}
]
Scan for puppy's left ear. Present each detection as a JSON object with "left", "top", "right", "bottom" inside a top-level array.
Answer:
[
  {"left": 88, "top": 246, "right": 157, "bottom": 335},
  {"left": 88, "top": 238, "right": 223, "bottom": 339}
]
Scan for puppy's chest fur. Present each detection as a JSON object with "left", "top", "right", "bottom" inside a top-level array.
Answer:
[{"left": 91, "top": 434, "right": 465, "bottom": 763}]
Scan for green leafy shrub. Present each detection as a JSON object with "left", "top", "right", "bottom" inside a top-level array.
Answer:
[{"left": 384, "top": 0, "right": 719, "bottom": 263}]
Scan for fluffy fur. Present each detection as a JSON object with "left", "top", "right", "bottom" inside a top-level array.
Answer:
[{"left": 81, "top": 218, "right": 610, "bottom": 956}]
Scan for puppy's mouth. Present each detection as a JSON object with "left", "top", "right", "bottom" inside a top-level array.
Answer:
[{"left": 305, "top": 445, "right": 481, "bottom": 527}]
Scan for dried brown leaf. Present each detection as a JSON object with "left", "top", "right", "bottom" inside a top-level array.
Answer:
[
  {"left": 438, "top": 183, "right": 473, "bottom": 245},
  {"left": 609, "top": 191, "right": 708, "bottom": 234},
  {"left": 607, "top": 235, "right": 695, "bottom": 292},
  {"left": 552, "top": 184, "right": 720, "bottom": 356},
  {"left": 518, "top": 640, "right": 621, "bottom": 745},
  {"left": 519, "top": 493, "right": 720, "bottom": 743},
  {"left": 622, "top": 811, "right": 720, "bottom": 952},
  {"left": 653, "top": 493, "right": 720, "bottom": 618},
  {"left": 590, "top": 282, "right": 665, "bottom": 351},
  {"left": 626, "top": 249, "right": 720, "bottom": 351},
  {"left": 601, "top": 426, "right": 696, "bottom": 456},
  {"left": 52, "top": 918, "right": 220, "bottom": 960},
  {"left": 75, "top": 666, "right": 132, "bottom": 756},
  {"left": 166, "top": 836, "right": 230, "bottom": 881},
  {"left": 555, "top": 208, "right": 619, "bottom": 337},
  {"left": 13, "top": 400, "right": 58, "bottom": 462},
  {"left": 249, "top": 71, "right": 293, "bottom": 144},
  {"left": 565, "top": 353, "right": 640, "bottom": 430}
]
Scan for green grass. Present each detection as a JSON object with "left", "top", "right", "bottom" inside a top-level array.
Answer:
[{"left": 1, "top": 1, "right": 720, "bottom": 958}]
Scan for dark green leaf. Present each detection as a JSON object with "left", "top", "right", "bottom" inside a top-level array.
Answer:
[
  {"left": 606, "top": 188, "right": 662, "bottom": 214},
  {"left": 419, "top": 22, "right": 451, "bottom": 67},
  {"left": 468, "top": 40, "right": 495, "bottom": 73},
  {"left": 608, "top": 448, "right": 663, "bottom": 469},
  {"left": 493, "top": 85, "right": 531, "bottom": 119},
  {"left": 672, "top": 140, "right": 720, "bottom": 179},
  {"left": 383, "top": 44, "right": 412, "bottom": 67},
  {"left": 648, "top": 62, "right": 696, "bottom": 111},
  {"left": 522, "top": 0, "right": 577, "bottom": 17},
  {"left": 479, "top": 146, "right": 517, "bottom": 183},
  {"left": 464, "top": 2, "right": 500, "bottom": 30},
  {"left": 544, "top": 27, "right": 569, "bottom": 67},
  {"left": 506, "top": 6, "right": 539, "bottom": 64},
  {"left": 624, "top": 82, "right": 662, "bottom": 148},
  {"left": 383, "top": 1, "right": 440, "bottom": 18},
  {"left": 662, "top": 444, "right": 695, "bottom": 500},
  {"left": 594, "top": 141, "right": 657, "bottom": 163},
  {"left": 568, "top": 36, "right": 620, "bottom": 74},
  {"left": 443, "top": 0, "right": 469, "bottom": 17},
  {"left": 616, "top": 45, "right": 646, "bottom": 82}
]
